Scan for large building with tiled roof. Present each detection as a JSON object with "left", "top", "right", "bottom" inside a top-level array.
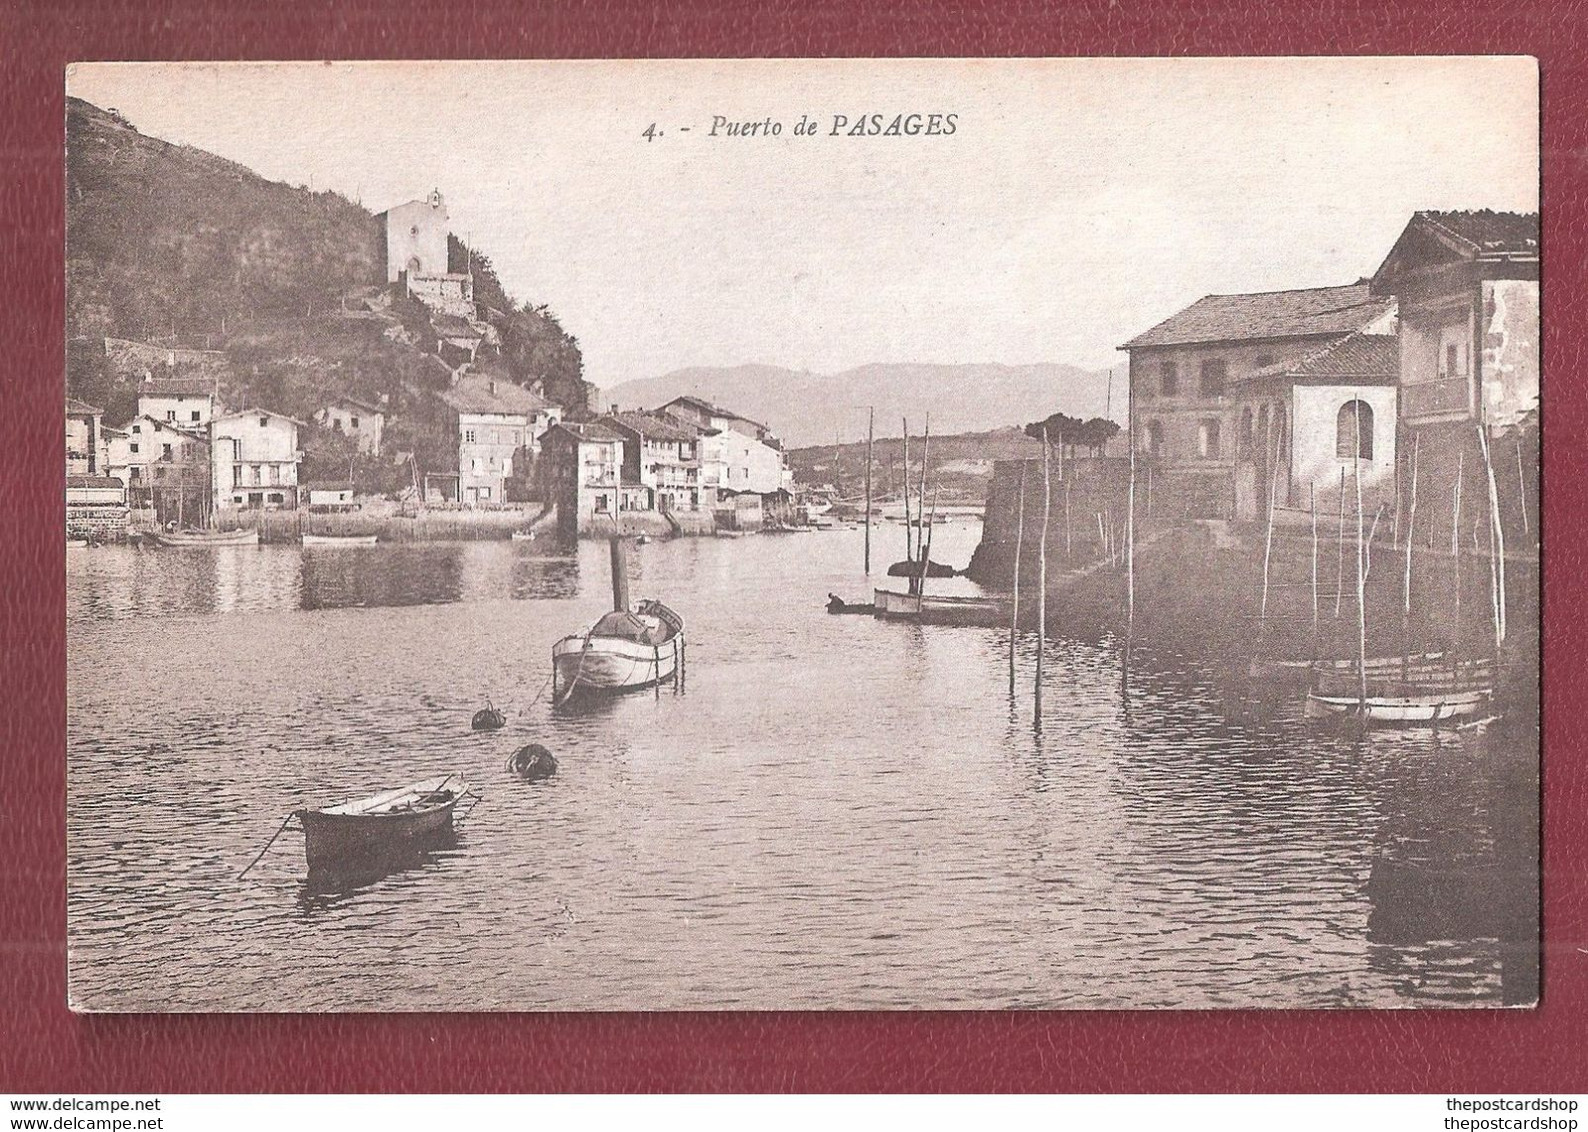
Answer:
[
  {"left": 1370, "top": 209, "right": 1538, "bottom": 558},
  {"left": 600, "top": 410, "right": 704, "bottom": 513},
  {"left": 540, "top": 421, "right": 629, "bottom": 535},
  {"left": 435, "top": 373, "right": 563, "bottom": 506},
  {"left": 1124, "top": 280, "right": 1398, "bottom": 519}
]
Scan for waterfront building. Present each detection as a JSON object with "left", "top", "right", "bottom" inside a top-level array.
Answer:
[
  {"left": 105, "top": 414, "right": 212, "bottom": 522},
  {"left": 657, "top": 397, "right": 792, "bottom": 503},
  {"left": 1368, "top": 210, "right": 1539, "bottom": 550},
  {"left": 212, "top": 408, "right": 304, "bottom": 511},
  {"left": 1225, "top": 331, "right": 1400, "bottom": 517},
  {"left": 540, "top": 421, "right": 627, "bottom": 537},
  {"left": 314, "top": 395, "right": 385, "bottom": 456},
  {"left": 1123, "top": 281, "right": 1397, "bottom": 519},
  {"left": 377, "top": 190, "right": 475, "bottom": 320},
  {"left": 305, "top": 482, "right": 359, "bottom": 511},
  {"left": 138, "top": 374, "right": 219, "bottom": 429},
  {"left": 65, "top": 396, "right": 107, "bottom": 477},
  {"left": 601, "top": 411, "right": 703, "bottom": 513},
  {"left": 437, "top": 373, "right": 561, "bottom": 506},
  {"left": 658, "top": 394, "right": 778, "bottom": 444}
]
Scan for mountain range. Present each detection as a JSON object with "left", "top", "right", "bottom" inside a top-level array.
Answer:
[{"left": 602, "top": 362, "right": 1121, "bottom": 449}]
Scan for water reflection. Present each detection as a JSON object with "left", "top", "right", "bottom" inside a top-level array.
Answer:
[
  {"left": 298, "top": 829, "right": 463, "bottom": 913},
  {"left": 65, "top": 523, "right": 1538, "bottom": 1011}
]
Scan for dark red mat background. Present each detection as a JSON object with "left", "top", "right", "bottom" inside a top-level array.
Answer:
[{"left": 3, "top": 0, "right": 1583, "bottom": 1093}]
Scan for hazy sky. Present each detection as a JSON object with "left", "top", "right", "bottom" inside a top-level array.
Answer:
[{"left": 68, "top": 59, "right": 1538, "bottom": 384}]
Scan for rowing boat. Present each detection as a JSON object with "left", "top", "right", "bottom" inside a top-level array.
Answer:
[
  {"left": 294, "top": 776, "right": 472, "bottom": 865},
  {"left": 152, "top": 527, "right": 260, "bottom": 547},
  {"left": 873, "top": 587, "right": 1011, "bottom": 627},
  {"left": 302, "top": 532, "right": 378, "bottom": 546},
  {"left": 1304, "top": 687, "right": 1493, "bottom": 723},
  {"left": 552, "top": 599, "right": 685, "bottom": 699}
]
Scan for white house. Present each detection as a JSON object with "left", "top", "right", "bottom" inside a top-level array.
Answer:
[
  {"left": 436, "top": 374, "right": 561, "bottom": 506},
  {"left": 212, "top": 408, "right": 304, "bottom": 510},
  {"left": 139, "top": 375, "right": 219, "bottom": 429},
  {"left": 105, "top": 414, "right": 212, "bottom": 520},
  {"left": 314, "top": 395, "right": 385, "bottom": 456}
]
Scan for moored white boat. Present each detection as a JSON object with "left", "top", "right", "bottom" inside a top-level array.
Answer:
[
  {"left": 552, "top": 599, "right": 685, "bottom": 700},
  {"left": 1304, "top": 687, "right": 1492, "bottom": 723},
  {"left": 153, "top": 527, "right": 260, "bottom": 547},
  {"left": 873, "top": 587, "right": 1011, "bottom": 627},
  {"left": 302, "top": 532, "right": 378, "bottom": 546}
]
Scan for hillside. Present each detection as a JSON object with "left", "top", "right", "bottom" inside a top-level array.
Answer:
[
  {"left": 603, "top": 361, "right": 1121, "bottom": 449},
  {"left": 64, "top": 97, "right": 590, "bottom": 487}
]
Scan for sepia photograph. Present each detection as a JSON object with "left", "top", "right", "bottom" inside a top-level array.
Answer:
[{"left": 62, "top": 57, "right": 1540, "bottom": 1012}]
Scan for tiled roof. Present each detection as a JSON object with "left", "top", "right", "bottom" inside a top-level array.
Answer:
[
  {"left": 603, "top": 411, "right": 700, "bottom": 443},
  {"left": 141, "top": 375, "right": 217, "bottom": 397},
  {"left": 1414, "top": 210, "right": 1539, "bottom": 259},
  {"left": 66, "top": 475, "right": 123, "bottom": 488},
  {"left": 66, "top": 396, "right": 102, "bottom": 416},
  {"left": 324, "top": 394, "right": 383, "bottom": 414},
  {"left": 548, "top": 421, "right": 626, "bottom": 444},
  {"left": 214, "top": 406, "right": 308, "bottom": 427},
  {"left": 1121, "top": 281, "right": 1394, "bottom": 350},
  {"left": 663, "top": 394, "right": 772, "bottom": 434},
  {"left": 438, "top": 374, "right": 550, "bottom": 416},
  {"left": 432, "top": 313, "right": 484, "bottom": 337},
  {"left": 1231, "top": 332, "right": 1399, "bottom": 388}
]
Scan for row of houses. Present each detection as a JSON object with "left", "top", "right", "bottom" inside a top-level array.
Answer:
[
  {"left": 542, "top": 395, "right": 794, "bottom": 536},
  {"left": 1123, "top": 210, "right": 1539, "bottom": 533}
]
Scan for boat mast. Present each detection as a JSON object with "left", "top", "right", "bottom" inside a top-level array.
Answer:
[
  {"left": 609, "top": 535, "right": 629, "bottom": 612},
  {"left": 1402, "top": 432, "right": 1420, "bottom": 682},
  {"left": 1476, "top": 422, "right": 1507, "bottom": 651},
  {"left": 864, "top": 406, "right": 874, "bottom": 574},
  {"left": 917, "top": 413, "right": 931, "bottom": 566},
  {"left": 1354, "top": 402, "right": 1368, "bottom": 714},
  {"left": 902, "top": 419, "right": 911, "bottom": 562}
]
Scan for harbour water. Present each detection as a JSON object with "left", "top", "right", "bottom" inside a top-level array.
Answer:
[{"left": 65, "top": 520, "right": 1538, "bottom": 1011}]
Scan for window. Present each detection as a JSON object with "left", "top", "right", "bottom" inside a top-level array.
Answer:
[
  {"left": 1256, "top": 354, "right": 1276, "bottom": 369},
  {"left": 502, "top": 457, "right": 513, "bottom": 478},
  {"left": 471, "top": 458, "right": 483, "bottom": 474},
  {"left": 130, "top": 442, "right": 140, "bottom": 455},
  {"left": 267, "top": 493, "right": 283, "bottom": 504},
  {"left": 1238, "top": 408, "right": 1254, "bottom": 459},
  {"left": 1276, "top": 405, "right": 1288, "bottom": 459},
  {"left": 332, "top": 419, "right": 343, "bottom": 432},
  {"left": 161, "top": 443, "right": 173, "bottom": 461},
  {"left": 259, "top": 416, "right": 269, "bottom": 429},
  {"left": 1198, "top": 419, "right": 1222, "bottom": 460},
  {"left": 465, "top": 429, "right": 476, "bottom": 444},
  {"left": 1336, "top": 401, "right": 1374, "bottom": 461},
  {"left": 129, "top": 466, "right": 140, "bottom": 480},
  {"left": 1445, "top": 343, "right": 1461, "bottom": 377},
  {"left": 1144, "top": 421, "right": 1164, "bottom": 457},
  {"left": 1199, "top": 359, "right": 1227, "bottom": 395},
  {"left": 191, "top": 410, "right": 201, "bottom": 422},
  {"left": 1160, "top": 361, "right": 1178, "bottom": 396},
  {"left": 251, "top": 465, "right": 262, "bottom": 485},
  {"left": 349, "top": 416, "right": 359, "bottom": 429},
  {"left": 166, "top": 410, "right": 176, "bottom": 421},
  {"left": 478, "top": 486, "right": 492, "bottom": 500},
  {"left": 233, "top": 467, "right": 243, "bottom": 487},
  {"left": 131, "top": 424, "right": 141, "bottom": 434}
]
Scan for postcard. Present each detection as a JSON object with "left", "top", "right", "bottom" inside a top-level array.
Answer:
[{"left": 63, "top": 58, "right": 1539, "bottom": 1011}]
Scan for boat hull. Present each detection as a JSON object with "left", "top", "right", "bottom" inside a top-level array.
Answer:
[
  {"left": 302, "top": 533, "right": 378, "bottom": 546},
  {"left": 1304, "top": 688, "right": 1492, "bottom": 724},
  {"left": 153, "top": 528, "right": 260, "bottom": 547},
  {"left": 873, "top": 587, "right": 1010, "bottom": 627},
  {"left": 295, "top": 777, "right": 468, "bottom": 866},
  {"left": 553, "top": 635, "right": 680, "bottom": 695}
]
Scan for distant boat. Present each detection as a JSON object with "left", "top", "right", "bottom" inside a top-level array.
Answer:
[
  {"left": 510, "top": 530, "right": 537, "bottom": 542},
  {"left": 66, "top": 538, "right": 88, "bottom": 549},
  {"left": 886, "top": 557, "right": 956, "bottom": 578},
  {"left": 873, "top": 587, "right": 1011, "bottom": 627},
  {"left": 152, "top": 527, "right": 259, "bottom": 547},
  {"left": 1304, "top": 687, "right": 1492, "bottom": 724},
  {"left": 553, "top": 599, "right": 685, "bottom": 699},
  {"left": 295, "top": 776, "right": 473, "bottom": 867},
  {"left": 302, "top": 532, "right": 378, "bottom": 546}
]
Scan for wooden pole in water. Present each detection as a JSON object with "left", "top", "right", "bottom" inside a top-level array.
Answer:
[
  {"left": 1477, "top": 423, "right": 1507, "bottom": 649},
  {"left": 1334, "top": 467, "right": 1347, "bottom": 618},
  {"left": 1354, "top": 403, "right": 1368, "bottom": 713},
  {"left": 901, "top": 419, "right": 912, "bottom": 562},
  {"left": 1402, "top": 432, "right": 1420, "bottom": 681},
  {"left": 1037, "top": 426, "right": 1051, "bottom": 727},
  {"left": 1452, "top": 447, "right": 1464, "bottom": 652},
  {"left": 1257, "top": 426, "right": 1279, "bottom": 656},
  {"left": 609, "top": 535, "right": 629, "bottom": 612},
  {"left": 1516, "top": 437, "right": 1530, "bottom": 537},
  {"left": 864, "top": 407, "right": 874, "bottom": 574},
  {"left": 1310, "top": 483, "right": 1319, "bottom": 652},
  {"left": 1126, "top": 422, "right": 1136, "bottom": 626},
  {"left": 1010, "top": 466, "right": 1026, "bottom": 694},
  {"left": 918, "top": 486, "right": 939, "bottom": 600}
]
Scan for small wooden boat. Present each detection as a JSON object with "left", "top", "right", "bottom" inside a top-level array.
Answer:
[
  {"left": 302, "top": 532, "right": 378, "bottom": 546},
  {"left": 510, "top": 530, "right": 537, "bottom": 542},
  {"left": 66, "top": 538, "right": 88, "bottom": 549},
  {"left": 1304, "top": 687, "right": 1493, "bottom": 723},
  {"left": 553, "top": 599, "right": 685, "bottom": 699},
  {"left": 153, "top": 527, "right": 260, "bottom": 547},
  {"left": 873, "top": 587, "right": 1011, "bottom": 627},
  {"left": 826, "top": 593, "right": 875, "bottom": 615},
  {"left": 295, "top": 776, "right": 472, "bottom": 865}
]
